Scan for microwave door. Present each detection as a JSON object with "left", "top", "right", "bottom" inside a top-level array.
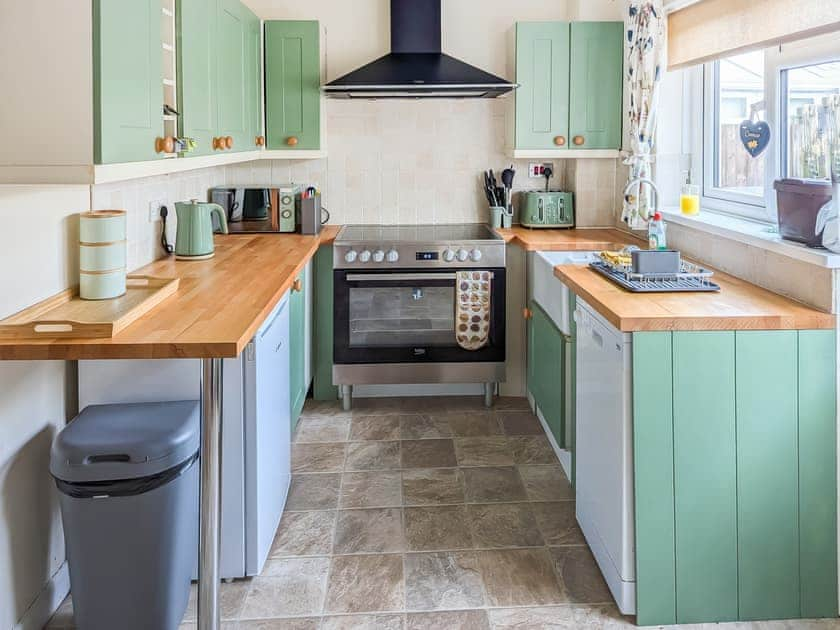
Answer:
[{"left": 231, "top": 189, "right": 245, "bottom": 222}]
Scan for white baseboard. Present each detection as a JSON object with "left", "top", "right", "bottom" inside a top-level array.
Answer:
[
  {"left": 531, "top": 396, "right": 573, "bottom": 481},
  {"left": 14, "top": 562, "right": 70, "bottom": 630}
]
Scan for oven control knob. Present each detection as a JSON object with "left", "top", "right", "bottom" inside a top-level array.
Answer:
[
  {"left": 386, "top": 249, "right": 399, "bottom": 263},
  {"left": 344, "top": 249, "right": 358, "bottom": 263},
  {"left": 372, "top": 249, "right": 385, "bottom": 263},
  {"left": 359, "top": 250, "right": 372, "bottom": 263},
  {"left": 457, "top": 249, "right": 469, "bottom": 262},
  {"left": 442, "top": 249, "right": 455, "bottom": 262},
  {"left": 470, "top": 249, "right": 483, "bottom": 262}
]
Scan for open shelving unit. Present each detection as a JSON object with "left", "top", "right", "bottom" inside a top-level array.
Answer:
[{"left": 161, "top": 0, "right": 178, "bottom": 158}]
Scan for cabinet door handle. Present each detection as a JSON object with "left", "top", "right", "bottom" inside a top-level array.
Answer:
[
  {"left": 573, "top": 135, "right": 585, "bottom": 146},
  {"left": 224, "top": 136, "right": 233, "bottom": 149},
  {"left": 522, "top": 307, "right": 532, "bottom": 320},
  {"left": 255, "top": 135, "right": 265, "bottom": 147},
  {"left": 212, "top": 137, "right": 224, "bottom": 150},
  {"left": 286, "top": 136, "right": 299, "bottom": 147},
  {"left": 275, "top": 342, "right": 283, "bottom": 352},
  {"left": 553, "top": 135, "right": 566, "bottom": 146},
  {"left": 292, "top": 278, "right": 303, "bottom": 292},
  {"left": 155, "top": 136, "right": 175, "bottom": 153}
]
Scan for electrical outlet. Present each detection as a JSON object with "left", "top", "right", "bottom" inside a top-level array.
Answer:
[
  {"left": 148, "top": 198, "right": 166, "bottom": 223},
  {"left": 528, "top": 162, "right": 555, "bottom": 178}
]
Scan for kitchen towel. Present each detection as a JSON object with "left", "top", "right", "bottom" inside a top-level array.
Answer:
[{"left": 455, "top": 271, "right": 492, "bottom": 351}]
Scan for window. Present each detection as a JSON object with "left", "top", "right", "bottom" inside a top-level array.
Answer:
[{"left": 692, "top": 33, "right": 840, "bottom": 223}]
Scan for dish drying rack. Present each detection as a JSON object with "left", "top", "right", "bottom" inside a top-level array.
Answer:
[{"left": 590, "top": 259, "right": 721, "bottom": 293}]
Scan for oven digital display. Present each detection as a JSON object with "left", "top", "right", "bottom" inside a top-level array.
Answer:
[{"left": 416, "top": 252, "right": 439, "bottom": 261}]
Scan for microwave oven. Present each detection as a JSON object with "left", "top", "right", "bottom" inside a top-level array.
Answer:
[{"left": 210, "top": 186, "right": 301, "bottom": 233}]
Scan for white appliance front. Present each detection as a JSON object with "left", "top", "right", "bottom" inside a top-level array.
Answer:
[
  {"left": 574, "top": 299, "right": 635, "bottom": 614},
  {"left": 78, "top": 297, "right": 291, "bottom": 580}
]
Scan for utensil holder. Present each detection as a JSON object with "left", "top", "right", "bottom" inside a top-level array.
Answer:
[
  {"left": 79, "top": 210, "right": 127, "bottom": 300},
  {"left": 489, "top": 206, "right": 506, "bottom": 229}
]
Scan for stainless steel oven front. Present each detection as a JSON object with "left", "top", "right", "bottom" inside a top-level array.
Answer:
[{"left": 332, "top": 267, "right": 506, "bottom": 393}]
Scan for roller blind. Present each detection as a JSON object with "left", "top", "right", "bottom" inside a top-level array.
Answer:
[{"left": 667, "top": 0, "right": 840, "bottom": 70}]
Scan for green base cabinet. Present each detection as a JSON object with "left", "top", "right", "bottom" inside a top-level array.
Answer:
[
  {"left": 93, "top": 0, "right": 162, "bottom": 164},
  {"left": 514, "top": 21, "right": 623, "bottom": 151},
  {"left": 527, "top": 301, "right": 566, "bottom": 449},
  {"left": 633, "top": 329, "right": 837, "bottom": 626},
  {"left": 313, "top": 244, "right": 337, "bottom": 401},
  {"left": 264, "top": 21, "right": 321, "bottom": 151}
]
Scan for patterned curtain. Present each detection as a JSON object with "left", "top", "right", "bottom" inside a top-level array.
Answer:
[{"left": 622, "top": 0, "right": 666, "bottom": 229}]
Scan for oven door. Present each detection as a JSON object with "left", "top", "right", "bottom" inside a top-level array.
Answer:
[{"left": 334, "top": 268, "right": 506, "bottom": 365}]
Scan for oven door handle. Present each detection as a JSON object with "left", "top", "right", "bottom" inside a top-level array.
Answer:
[{"left": 345, "top": 272, "right": 494, "bottom": 282}]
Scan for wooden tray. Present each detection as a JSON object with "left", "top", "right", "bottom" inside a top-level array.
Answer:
[{"left": 0, "top": 275, "right": 180, "bottom": 339}]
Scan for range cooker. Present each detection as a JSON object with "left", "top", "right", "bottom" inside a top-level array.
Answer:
[{"left": 333, "top": 224, "right": 506, "bottom": 410}]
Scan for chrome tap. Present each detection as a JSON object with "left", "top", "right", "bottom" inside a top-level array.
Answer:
[{"left": 623, "top": 177, "right": 660, "bottom": 217}]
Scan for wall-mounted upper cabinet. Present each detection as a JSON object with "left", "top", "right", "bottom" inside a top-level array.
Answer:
[
  {"left": 512, "top": 21, "right": 623, "bottom": 158},
  {"left": 178, "top": 0, "right": 262, "bottom": 156},
  {"left": 264, "top": 21, "right": 322, "bottom": 152}
]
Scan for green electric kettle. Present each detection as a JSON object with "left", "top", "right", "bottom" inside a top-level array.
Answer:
[{"left": 174, "top": 200, "right": 228, "bottom": 260}]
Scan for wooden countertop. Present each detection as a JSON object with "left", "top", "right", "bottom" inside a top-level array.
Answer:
[
  {"left": 495, "top": 226, "right": 643, "bottom": 251},
  {"left": 0, "top": 226, "right": 340, "bottom": 360},
  {"left": 555, "top": 264, "right": 835, "bottom": 332}
]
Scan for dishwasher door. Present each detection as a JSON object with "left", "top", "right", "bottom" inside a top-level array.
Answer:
[{"left": 574, "top": 300, "right": 635, "bottom": 613}]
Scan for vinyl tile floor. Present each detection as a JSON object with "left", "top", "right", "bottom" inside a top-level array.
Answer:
[{"left": 46, "top": 396, "right": 840, "bottom": 630}]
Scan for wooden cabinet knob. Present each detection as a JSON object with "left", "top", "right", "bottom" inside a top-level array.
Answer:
[
  {"left": 286, "top": 136, "right": 299, "bottom": 147},
  {"left": 292, "top": 278, "right": 303, "bottom": 292},
  {"left": 212, "top": 137, "right": 223, "bottom": 150},
  {"left": 224, "top": 136, "right": 233, "bottom": 149},
  {"left": 523, "top": 307, "right": 533, "bottom": 320},
  {"left": 573, "top": 135, "right": 585, "bottom": 146},
  {"left": 155, "top": 136, "right": 175, "bottom": 153},
  {"left": 255, "top": 135, "right": 265, "bottom": 147},
  {"left": 553, "top": 136, "right": 566, "bottom": 147}
]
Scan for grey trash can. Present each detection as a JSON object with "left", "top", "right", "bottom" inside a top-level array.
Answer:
[{"left": 50, "top": 401, "right": 200, "bottom": 630}]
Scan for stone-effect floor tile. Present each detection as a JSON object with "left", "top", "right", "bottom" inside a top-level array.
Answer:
[
  {"left": 302, "top": 400, "right": 351, "bottom": 418},
  {"left": 270, "top": 510, "right": 336, "bottom": 557},
  {"left": 488, "top": 604, "right": 636, "bottom": 629},
  {"left": 404, "top": 551, "right": 485, "bottom": 611},
  {"left": 404, "top": 505, "right": 473, "bottom": 551},
  {"left": 400, "top": 414, "right": 453, "bottom": 439},
  {"left": 551, "top": 546, "right": 614, "bottom": 603},
  {"left": 463, "top": 467, "right": 528, "bottom": 503},
  {"left": 401, "top": 439, "right": 457, "bottom": 468},
  {"left": 518, "top": 465, "right": 574, "bottom": 501},
  {"left": 468, "top": 502, "right": 544, "bottom": 548},
  {"left": 532, "top": 502, "right": 585, "bottom": 545},
  {"left": 350, "top": 415, "right": 402, "bottom": 441},
  {"left": 446, "top": 412, "right": 503, "bottom": 437},
  {"left": 454, "top": 437, "right": 514, "bottom": 466},
  {"left": 291, "top": 443, "right": 346, "bottom": 473},
  {"left": 294, "top": 416, "right": 350, "bottom": 443},
  {"left": 498, "top": 411, "right": 545, "bottom": 436},
  {"left": 334, "top": 507, "right": 404, "bottom": 554},
  {"left": 402, "top": 468, "right": 466, "bottom": 505},
  {"left": 345, "top": 441, "right": 401, "bottom": 471},
  {"left": 477, "top": 548, "right": 565, "bottom": 606},
  {"left": 340, "top": 471, "right": 402, "bottom": 508},
  {"left": 236, "top": 619, "right": 321, "bottom": 630},
  {"left": 184, "top": 579, "right": 251, "bottom": 621},
  {"left": 320, "top": 614, "right": 405, "bottom": 630},
  {"left": 509, "top": 435, "right": 558, "bottom": 464},
  {"left": 325, "top": 554, "right": 404, "bottom": 613},
  {"left": 285, "top": 473, "right": 340, "bottom": 510},
  {"left": 495, "top": 397, "right": 533, "bottom": 412},
  {"left": 240, "top": 558, "right": 329, "bottom": 618},
  {"left": 406, "top": 610, "right": 491, "bottom": 630},
  {"left": 352, "top": 397, "right": 406, "bottom": 414}
]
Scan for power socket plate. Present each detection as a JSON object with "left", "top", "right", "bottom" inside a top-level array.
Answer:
[
  {"left": 528, "top": 162, "right": 555, "bottom": 178},
  {"left": 148, "top": 198, "right": 166, "bottom": 223}
]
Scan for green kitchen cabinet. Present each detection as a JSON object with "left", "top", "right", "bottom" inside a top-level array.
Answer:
[
  {"left": 216, "top": 0, "right": 250, "bottom": 151},
  {"left": 289, "top": 268, "right": 308, "bottom": 430},
  {"left": 93, "top": 0, "right": 163, "bottom": 164},
  {"left": 313, "top": 245, "right": 337, "bottom": 401},
  {"left": 514, "top": 20, "right": 623, "bottom": 151},
  {"left": 245, "top": 8, "right": 263, "bottom": 145},
  {"left": 264, "top": 21, "right": 321, "bottom": 151},
  {"left": 178, "top": 0, "right": 218, "bottom": 156},
  {"left": 526, "top": 301, "right": 565, "bottom": 448},
  {"left": 515, "top": 22, "right": 570, "bottom": 151},
  {"left": 569, "top": 21, "right": 624, "bottom": 150}
]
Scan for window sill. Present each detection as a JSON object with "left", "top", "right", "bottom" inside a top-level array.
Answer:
[{"left": 660, "top": 206, "right": 840, "bottom": 269}]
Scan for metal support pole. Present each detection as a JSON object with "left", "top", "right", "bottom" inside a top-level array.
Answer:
[{"left": 198, "top": 358, "right": 223, "bottom": 630}]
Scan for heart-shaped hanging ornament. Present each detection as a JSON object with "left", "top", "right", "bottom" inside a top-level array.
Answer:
[{"left": 740, "top": 118, "right": 771, "bottom": 158}]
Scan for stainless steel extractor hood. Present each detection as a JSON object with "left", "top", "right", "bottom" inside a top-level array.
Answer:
[{"left": 323, "top": 0, "right": 517, "bottom": 99}]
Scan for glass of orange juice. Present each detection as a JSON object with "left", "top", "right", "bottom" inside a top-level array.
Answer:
[{"left": 680, "top": 184, "right": 700, "bottom": 215}]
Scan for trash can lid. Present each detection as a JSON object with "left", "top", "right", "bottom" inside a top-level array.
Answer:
[{"left": 50, "top": 401, "right": 200, "bottom": 483}]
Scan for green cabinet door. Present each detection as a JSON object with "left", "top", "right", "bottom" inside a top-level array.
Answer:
[
  {"left": 178, "top": 0, "right": 218, "bottom": 156},
  {"left": 264, "top": 21, "right": 321, "bottom": 150},
  {"left": 527, "top": 301, "right": 564, "bottom": 447},
  {"left": 515, "top": 22, "right": 570, "bottom": 151},
  {"left": 289, "top": 272, "right": 307, "bottom": 430},
  {"left": 313, "top": 245, "right": 337, "bottom": 401},
  {"left": 93, "top": 0, "right": 162, "bottom": 164},
  {"left": 244, "top": 7, "right": 263, "bottom": 147},
  {"left": 569, "top": 22, "right": 624, "bottom": 150},
  {"left": 216, "top": 0, "right": 249, "bottom": 151}
]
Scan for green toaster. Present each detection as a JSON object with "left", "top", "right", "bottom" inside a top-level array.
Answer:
[{"left": 520, "top": 191, "right": 575, "bottom": 228}]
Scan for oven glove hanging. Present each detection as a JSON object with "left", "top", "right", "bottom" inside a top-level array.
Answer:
[{"left": 455, "top": 270, "right": 491, "bottom": 351}]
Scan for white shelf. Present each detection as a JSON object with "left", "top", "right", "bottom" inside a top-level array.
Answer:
[
  {"left": 511, "top": 148, "right": 622, "bottom": 160},
  {"left": 261, "top": 149, "right": 328, "bottom": 160}
]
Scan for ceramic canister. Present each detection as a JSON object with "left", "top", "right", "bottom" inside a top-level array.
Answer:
[{"left": 79, "top": 210, "right": 127, "bottom": 300}]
